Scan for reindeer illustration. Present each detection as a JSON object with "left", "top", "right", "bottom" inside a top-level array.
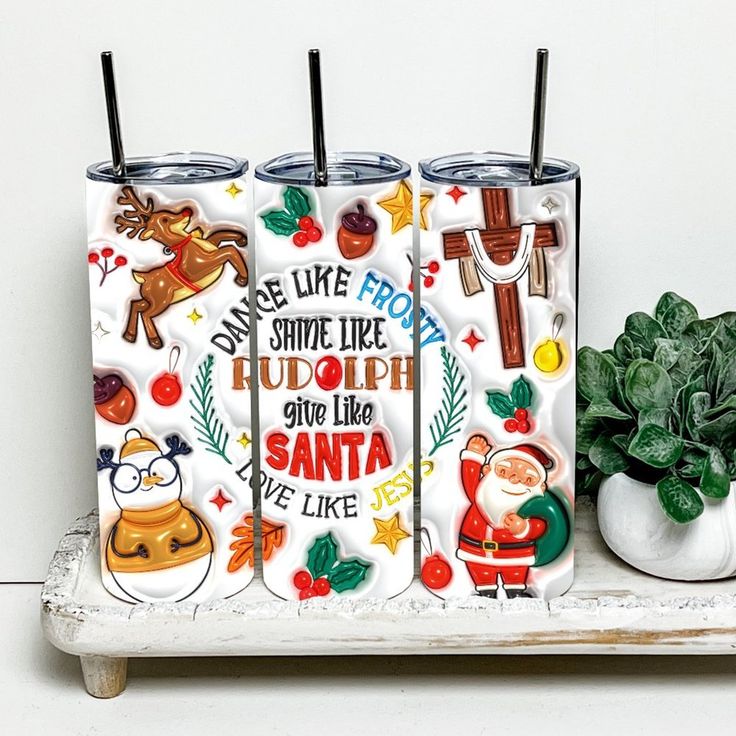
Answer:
[{"left": 115, "top": 186, "right": 248, "bottom": 349}]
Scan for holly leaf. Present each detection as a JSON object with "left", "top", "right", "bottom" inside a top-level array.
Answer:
[
  {"left": 283, "top": 186, "right": 311, "bottom": 218},
  {"left": 306, "top": 532, "right": 338, "bottom": 579},
  {"left": 700, "top": 447, "right": 731, "bottom": 499},
  {"left": 510, "top": 375, "right": 533, "bottom": 409},
  {"left": 624, "top": 359, "right": 674, "bottom": 410},
  {"left": 326, "top": 558, "right": 371, "bottom": 593},
  {"left": 261, "top": 209, "right": 299, "bottom": 236},
  {"left": 589, "top": 435, "right": 630, "bottom": 475},
  {"left": 628, "top": 424, "right": 684, "bottom": 468},
  {"left": 486, "top": 391, "right": 515, "bottom": 418},
  {"left": 657, "top": 475, "right": 704, "bottom": 523}
]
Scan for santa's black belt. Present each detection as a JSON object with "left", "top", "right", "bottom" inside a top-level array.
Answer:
[{"left": 459, "top": 534, "right": 534, "bottom": 551}]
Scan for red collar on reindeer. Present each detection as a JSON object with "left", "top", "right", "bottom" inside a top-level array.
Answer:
[{"left": 165, "top": 234, "right": 203, "bottom": 293}]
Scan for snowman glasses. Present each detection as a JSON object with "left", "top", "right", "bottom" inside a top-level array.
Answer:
[{"left": 111, "top": 457, "right": 178, "bottom": 494}]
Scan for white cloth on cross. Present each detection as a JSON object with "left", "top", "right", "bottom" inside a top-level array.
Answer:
[{"left": 464, "top": 223, "right": 536, "bottom": 284}]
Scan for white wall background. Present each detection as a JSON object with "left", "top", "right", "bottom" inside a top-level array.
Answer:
[{"left": 1, "top": 0, "right": 734, "bottom": 581}]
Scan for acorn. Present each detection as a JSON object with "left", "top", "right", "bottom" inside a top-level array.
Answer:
[
  {"left": 94, "top": 373, "right": 136, "bottom": 425},
  {"left": 337, "top": 204, "right": 377, "bottom": 260}
]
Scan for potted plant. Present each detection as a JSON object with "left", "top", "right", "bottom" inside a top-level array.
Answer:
[{"left": 576, "top": 292, "right": 736, "bottom": 580}]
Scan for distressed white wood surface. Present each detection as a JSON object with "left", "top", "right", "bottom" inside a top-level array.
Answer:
[{"left": 42, "top": 499, "right": 736, "bottom": 661}]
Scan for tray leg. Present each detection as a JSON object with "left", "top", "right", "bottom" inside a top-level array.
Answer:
[{"left": 80, "top": 655, "right": 128, "bottom": 698}]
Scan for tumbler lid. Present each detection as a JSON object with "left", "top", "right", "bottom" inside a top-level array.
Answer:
[
  {"left": 419, "top": 151, "right": 578, "bottom": 187},
  {"left": 87, "top": 152, "right": 248, "bottom": 184},
  {"left": 255, "top": 151, "right": 410, "bottom": 186}
]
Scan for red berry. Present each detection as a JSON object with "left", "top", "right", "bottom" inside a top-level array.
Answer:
[
  {"left": 292, "top": 231, "right": 309, "bottom": 247},
  {"left": 306, "top": 226, "right": 322, "bottom": 242},
  {"left": 293, "top": 570, "right": 312, "bottom": 590},
  {"left": 428, "top": 260, "right": 440, "bottom": 274},
  {"left": 114, "top": 255, "right": 127, "bottom": 267},
  {"left": 299, "top": 587, "right": 317, "bottom": 600},
  {"left": 424, "top": 276, "right": 435, "bottom": 288},
  {"left": 101, "top": 246, "right": 114, "bottom": 258},
  {"left": 504, "top": 419, "right": 519, "bottom": 432},
  {"left": 313, "top": 577, "right": 331, "bottom": 596},
  {"left": 298, "top": 216, "right": 314, "bottom": 231},
  {"left": 408, "top": 281, "right": 414, "bottom": 292},
  {"left": 87, "top": 252, "right": 100, "bottom": 264},
  {"left": 514, "top": 408, "right": 528, "bottom": 421},
  {"left": 517, "top": 420, "right": 531, "bottom": 434}
]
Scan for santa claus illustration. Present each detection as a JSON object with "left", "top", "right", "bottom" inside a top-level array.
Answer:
[{"left": 457, "top": 433, "right": 570, "bottom": 598}]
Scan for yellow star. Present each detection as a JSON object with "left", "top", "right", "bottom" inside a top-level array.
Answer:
[
  {"left": 377, "top": 180, "right": 434, "bottom": 234},
  {"left": 370, "top": 512, "right": 410, "bottom": 554},
  {"left": 236, "top": 432, "right": 251, "bottom": 450},
  {"left": 226, "top": 182, "right": 242, "bottom": 198},
  {"left": 187, "top": 308, "right": 203, "bottom": 325}
]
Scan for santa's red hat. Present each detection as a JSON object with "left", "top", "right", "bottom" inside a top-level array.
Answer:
[{"left": 489, "top": 444, "right": 554, "bottom": 479}]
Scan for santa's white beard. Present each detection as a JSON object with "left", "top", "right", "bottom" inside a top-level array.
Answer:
[{"left": 475, "top": 472, "right": 542, "bottom": 527}]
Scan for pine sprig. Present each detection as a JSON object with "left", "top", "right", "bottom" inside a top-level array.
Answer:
[
  {"left": 429, "top": 346, "right": 468, "bottom": 455},
  {"left": 189, "top": 354, "right": 232, "bottom": 465}
]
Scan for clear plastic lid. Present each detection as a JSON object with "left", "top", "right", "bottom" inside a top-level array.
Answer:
[
  {"left": 419, "top": 151, "right": 579, "bottom": 187},
  {"left": 255, "top": 151, "right": 410, "bottom": 186},
  {"left": 87, "top": 152, "right": 248, "bottom": 184}
]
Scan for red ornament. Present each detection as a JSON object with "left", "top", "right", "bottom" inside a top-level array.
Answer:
[
  {"left": 421, "top": 554, "right": 453, "bottom": 590},
  {"left": 313, "top": 577, "right": 331, "bottom": 596},
  {"left": 314, "top": 356, "right": 342, "bottom": 391},
  {"left": 151, "top": 345, "right": 183, "bottom": 406},
  {"left": 293, "top": 570, "right": 313, "bottom": 590}
]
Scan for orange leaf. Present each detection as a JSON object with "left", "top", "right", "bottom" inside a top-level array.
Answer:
[
  {"left": 227, "top": 514, "right": 255, "bottom": 572},
  {"left": 262, "top": 517, "right": 286, "bottom": 561}
]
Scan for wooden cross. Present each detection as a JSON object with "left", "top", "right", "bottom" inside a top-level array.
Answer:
[{"left": 442, "top": 188, "right": 559, "bottom": 369}]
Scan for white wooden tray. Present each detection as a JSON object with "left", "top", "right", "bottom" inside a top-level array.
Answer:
[{"left": 41, "top": 499, "right": 736, "bottom": 697}]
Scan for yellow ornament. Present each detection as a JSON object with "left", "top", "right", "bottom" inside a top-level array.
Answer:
[{"left": 533, "top": 313, "right": 567, "bottom": 374}]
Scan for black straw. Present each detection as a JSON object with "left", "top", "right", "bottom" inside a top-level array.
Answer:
[
  {"left": 101, "top": 51, "right": 126, "bottom": 177},
  {"left": 530, "top": 48, "right": 549, "bottom": 181},
  {"left": 308, "top": 49, "right": 327, "bottom": 187}
]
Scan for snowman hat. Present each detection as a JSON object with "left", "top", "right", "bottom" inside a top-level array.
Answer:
[
  {"left": 120, "top": 428, "right": 160, "bottom": 459},
  {"left": 489, "top": 444, "right": 554, "bottom": 480}
]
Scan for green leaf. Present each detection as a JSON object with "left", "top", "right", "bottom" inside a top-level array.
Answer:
[
  {"left": 657, "top": 475, "right": 704, "bottom": 523},
  {"left": 429, "top": 347, "right": 468, "bottom": 455},
  {"left": 659, "top": 297, "right": 698, "bottom": 337},
  {"left": 306, "top": 533, "right": 338, "bottom": 579},
  {"left": 261, "top": 209, "right": 299, "bottom": 236},
  {"left": 283, "top": 186, "right": 311, "bottom": 218},
  {"left": 327, "top": 558, "right": 371, "bottom": 593},
  {"left": 638, "top": 408, "right": 670, "bottom": 429},
  {"left": 699, "top": 411, "right": 736, "bottom": 444},
  {"left": 715, "top": 347, "right": 736, "bottom": 404},
  {"left": 655, "top": 292, "right": 687, "bottom": 323},
  {"left": 576, "top": 410, "right": 600, "bottom": 454},
  {"left": 628, "top": 424, "right": 684, "bottom": 468},
  {"left": 486, "top": 391, "right": 515, "bottom": 418},
  {"left": 589, "top": 435, "right": 630, "bottom": 475},
  {"left": 624, "top": 359, "right": 674, "bottom": 410},
  {"left": 614, "top": 333, "right": 641, "bottom": 364},
  {"left": 668, "top": 348, "right": 703, "bottom": 390},
  {"left": 685, "top": 391, "right": 712, "bottom": 439},
  {"left": 612, "top": 434, "right": 631, "bottom": 452},
  {"left": 677, "top": 374, "right": 706, "bottom": 423},
  {"left": 682, "top": 319, "right": 719, "bottom": 351},
  {"left": 578, "top": 347, "right": 618, "bottom": 402},
  {"left": 576, "top": 455, "right": 593, "bottom": 470},
  {"left": 625, "top": 312, "right": 667, "bottom": 359},
  {"left": 653, "top": 338, "right": 681, "bottom": 370},
  {"left": 510, "top": 375, "right": 533, "bottom": 409},
  {"left": 700, "top": 447, "right": 731, "bottom": 498},
  {"left": 585, "top": 399, "right": 631, "bottom": 421},
  {"left": 703, "top": 396, "right": 736, "bottom": 420}
]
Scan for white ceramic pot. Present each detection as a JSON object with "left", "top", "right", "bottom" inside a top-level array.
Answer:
[{"left": 597, "top": 473, "right": 736, "bottom": 581}]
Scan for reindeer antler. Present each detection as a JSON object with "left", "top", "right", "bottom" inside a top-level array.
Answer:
[
  {"left": 164, "top": 434, "right": 192, "bottom": 460},
  {"left": 115, "top": 185, "right": 155, "bottom": 239},
  {"left": 96, "top": 447, "right": 119, "bottom": 472}
]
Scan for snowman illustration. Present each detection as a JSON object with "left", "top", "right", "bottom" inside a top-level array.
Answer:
[{"left": 96, "top": 428, "right": 213, "bottom": 603}]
